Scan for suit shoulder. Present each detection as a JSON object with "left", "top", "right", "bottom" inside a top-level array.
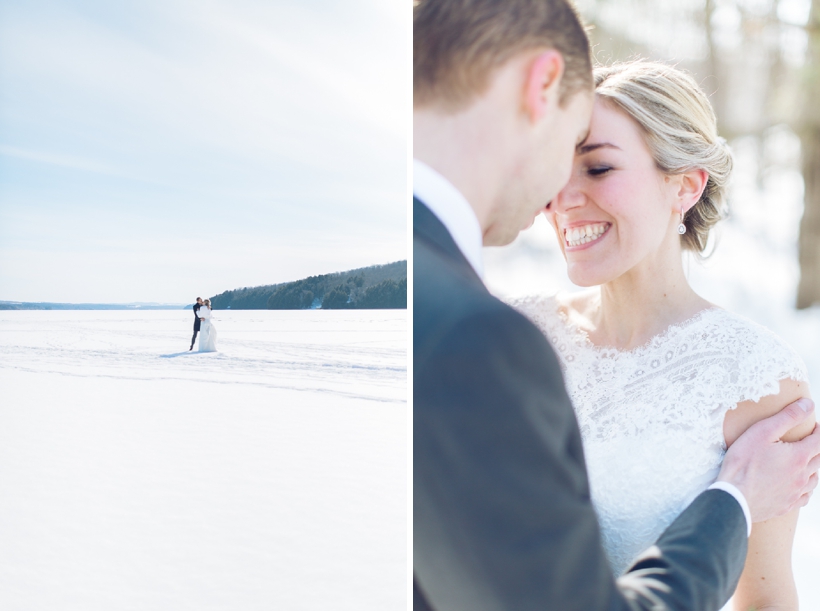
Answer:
[
  {"left": 415, "top": 245, "right": 556, "bottom": 372},
  {"left": 414, "top": 235, "right": 509, "bottom": 321}
]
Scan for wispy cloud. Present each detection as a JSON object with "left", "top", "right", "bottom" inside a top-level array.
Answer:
[{"left": 0, "top": 144, "right": 120, "bottom": 175}]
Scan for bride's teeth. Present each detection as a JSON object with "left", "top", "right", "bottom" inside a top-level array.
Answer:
[{"left": 565, "top": 223, "right": 608, "bottom": 247}]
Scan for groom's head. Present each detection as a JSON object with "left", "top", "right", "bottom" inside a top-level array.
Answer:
[
  {"left": 196, "top": 297, "right": 203, "bottom": 304},
  {"left": 414, "top": 0, "right": 594, "bottom": 246},
  {"left": 414, "top": 0, "right": 592, "bottom": 112}
]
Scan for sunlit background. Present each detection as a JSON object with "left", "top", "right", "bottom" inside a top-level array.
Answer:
[
  {"left": 0, "top": 0, "right": 407, "bottom": 304},
  {"left": 484, "top": 0, "right": 820, "bottom": 607}
]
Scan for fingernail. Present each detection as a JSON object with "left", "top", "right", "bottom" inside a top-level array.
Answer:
[{"left": 798, "top": 398, "right": 815, "bottom": 412}]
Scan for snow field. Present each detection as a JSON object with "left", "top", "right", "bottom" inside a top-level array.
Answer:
[{"left": 0, "top": 310, "right": 407, "bottom": 611}]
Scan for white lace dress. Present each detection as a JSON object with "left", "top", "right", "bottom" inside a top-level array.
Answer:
[
  {"left": 198, "top": 307, "right": 218, "bottom": 352},
  {"left": 512, "top": 294, "right": 808, "bottom": 576}
]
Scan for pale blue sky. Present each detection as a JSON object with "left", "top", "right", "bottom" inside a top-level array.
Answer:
[{"left": 0, "top": 0, "right": 407, "bottom": 303}]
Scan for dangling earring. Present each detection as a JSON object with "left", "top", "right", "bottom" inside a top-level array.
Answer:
[{"left": 678, "top": 210, "right": 686, "bottom": 235}]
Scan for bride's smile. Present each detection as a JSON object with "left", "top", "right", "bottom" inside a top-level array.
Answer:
[{"left": 562, "top": 221, "right": 610, "bottom": 249}]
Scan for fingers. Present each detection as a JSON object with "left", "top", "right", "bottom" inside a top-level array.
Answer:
[
  {"left": 807, "top": 471, "right": 819, "bottom": 494},
  {"left": 795, "top": 486, "right": 816, "bottom": 510},
  {"left": 797, "top": 422, "right": 820, "bottom": 465},
  {"left": 799, "top": 397, "right": 816, "bottom": 415},
  {"left": 789, "top": 473, "right": 819, "bottom": 513},
  {"left": 754, "top": 398, "right": 815, "bottom": 441}
]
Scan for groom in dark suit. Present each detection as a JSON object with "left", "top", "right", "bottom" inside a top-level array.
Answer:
[
  {"left": 413, "top": 2, "right": 820, "bottom": 610},
  {"left": 190, "top": 297, "right": 203, "bottom": 351}
]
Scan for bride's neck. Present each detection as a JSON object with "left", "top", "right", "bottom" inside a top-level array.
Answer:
[{"left": 585, "top": 253, "right": 708, "bottom": 351}]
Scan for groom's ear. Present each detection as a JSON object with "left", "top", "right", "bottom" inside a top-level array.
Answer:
[{"left": 523, "top": 50, "right": 565, "bottom": 124}]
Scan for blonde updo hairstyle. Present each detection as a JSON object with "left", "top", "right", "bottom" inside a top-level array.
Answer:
[{"left": 594, "top": 61, "right": 731, "bottom": 254}]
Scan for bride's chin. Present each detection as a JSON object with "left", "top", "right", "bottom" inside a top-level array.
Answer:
[{"left": 567, "top": 267, "right": 609, "bottom": 288}]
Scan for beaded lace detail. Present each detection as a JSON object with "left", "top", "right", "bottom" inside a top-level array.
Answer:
[{"left": 511, "top": 294, "right": 808, "bottom": 576}]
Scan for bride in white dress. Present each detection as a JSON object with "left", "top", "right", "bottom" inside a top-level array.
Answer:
[
  {"left": 198, "top": 299, "right": 218, "bottom": 352},
  {"left": 512, "top": 61, "right": 813, "bottom": 610}
]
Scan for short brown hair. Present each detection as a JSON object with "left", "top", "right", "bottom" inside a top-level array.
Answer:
[{"left": 414, "top": 0, "right": 593, "bottom": 112}]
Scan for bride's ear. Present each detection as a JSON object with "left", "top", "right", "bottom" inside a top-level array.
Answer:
[{"left": 675, "top": 169, "right": 708, "bottom": 214}]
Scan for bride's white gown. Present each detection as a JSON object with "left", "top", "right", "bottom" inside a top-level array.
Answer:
[
  {"left": 198, "top": 307, "right": 218, "bottom": 352},
  {"left": 513, "top": 294, "right": 807, "bottom": 576}
]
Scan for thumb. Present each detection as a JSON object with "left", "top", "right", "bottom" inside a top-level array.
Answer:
[{"left": 752, "top": 398, "right": 815, "bottom": 442}]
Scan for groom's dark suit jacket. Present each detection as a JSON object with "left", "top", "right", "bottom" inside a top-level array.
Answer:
[
  {"left": 193, "top": 303, "right": 202, "bottom": 331},
  {"left": 414, "top": 198, "right": 748, "bottom": 611}
]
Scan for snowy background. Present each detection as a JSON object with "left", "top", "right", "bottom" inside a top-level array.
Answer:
[
  {"left": 485, "top": 134, "right": 820, "bottom": 608},
  {"left": 0, "top": 309, "right": 407, "bottom": 610}
]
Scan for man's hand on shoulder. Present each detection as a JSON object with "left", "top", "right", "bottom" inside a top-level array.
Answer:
[{"left": 718, "top": 397, "right": 820, "bottom": 523}]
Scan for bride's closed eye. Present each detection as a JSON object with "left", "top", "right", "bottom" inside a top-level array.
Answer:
[{"left": 586, "top": 165, "right": 613, "bottom": 177}]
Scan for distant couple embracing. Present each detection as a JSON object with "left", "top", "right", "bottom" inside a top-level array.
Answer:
[
  {"left": 414, "top": 1, "right": 820, "bottom": 611},
  {"left": 190, "top": 297, "right": 217, "bottom": 352}
]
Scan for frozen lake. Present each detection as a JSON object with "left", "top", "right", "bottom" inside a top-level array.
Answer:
[{"left": 0, "top": 310, "right": 407, "bottom": 610}]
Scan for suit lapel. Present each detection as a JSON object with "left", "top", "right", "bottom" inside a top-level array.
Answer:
[{"left": 413, "top": 197, "right": 484, "bottom": 287}]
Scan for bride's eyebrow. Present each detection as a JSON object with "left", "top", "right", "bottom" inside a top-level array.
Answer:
[{"left": 577, "top": 142, "right": 622, "bottom": 155}]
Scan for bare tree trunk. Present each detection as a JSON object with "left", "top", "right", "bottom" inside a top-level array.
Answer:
[
  {"left": 703, "top": 0, "right": 725, "bottom": 127},
  {"left": 799, "top": 129, "right": 820, "bottom": 308},
  {"left": 798, "top": 1, "right": 820, "bottom": 309}
]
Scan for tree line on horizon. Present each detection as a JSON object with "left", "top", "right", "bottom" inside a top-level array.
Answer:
[{"left": 209, "top": 261, "right": 406, "bottom": 310}]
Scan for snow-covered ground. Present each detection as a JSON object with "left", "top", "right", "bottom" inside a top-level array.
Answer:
[
  {"left": 0, "top": 309, "right": 407, "bottom": 611},
  {"left": 484, "top": 134, "right": 820, "bottom": 607}
]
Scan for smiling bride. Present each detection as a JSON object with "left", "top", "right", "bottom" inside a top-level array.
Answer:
[
  {"left": 197, "top": 299, "right": 218, "bottom": 353},
  {"left": 512, "top": 61, "right": 813, "bottom": 610}
]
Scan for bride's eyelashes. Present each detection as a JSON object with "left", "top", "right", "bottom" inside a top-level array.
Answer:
[{"left": 586, "top": 165, "right": 613, "bottom": 177}]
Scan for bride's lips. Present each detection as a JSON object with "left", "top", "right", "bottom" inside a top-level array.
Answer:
[{"left": 562, "top": 221, "right": 611, "bottom": 251}]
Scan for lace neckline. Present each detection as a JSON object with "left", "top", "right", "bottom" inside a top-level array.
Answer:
[{"left": 553, "top": 301, "right": 723, "bottom": 359}]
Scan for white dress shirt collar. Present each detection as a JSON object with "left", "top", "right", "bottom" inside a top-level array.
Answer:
[{"left": 413, "top": 159, "right": 484, "bottom": 279}]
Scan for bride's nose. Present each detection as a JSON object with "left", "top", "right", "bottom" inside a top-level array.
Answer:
[{"left": 551, "top": 177, "right": 586, "bottom": 215}]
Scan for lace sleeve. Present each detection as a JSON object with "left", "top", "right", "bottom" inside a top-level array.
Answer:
[{"left": 720, "top": 315, "right": 809, "bottom": 409}]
